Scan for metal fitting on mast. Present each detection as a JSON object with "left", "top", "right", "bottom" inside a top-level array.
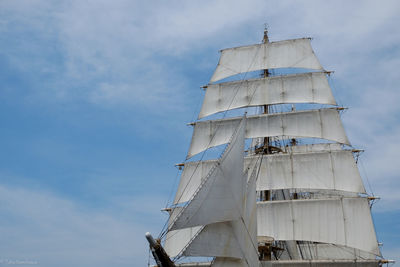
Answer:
[{"left": 263, "top": 23, "right": 269, "bottom": 43}]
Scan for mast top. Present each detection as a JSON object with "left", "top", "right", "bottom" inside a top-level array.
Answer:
[{"left": 263, "top": 24, "right": 269, "bottom": 43}]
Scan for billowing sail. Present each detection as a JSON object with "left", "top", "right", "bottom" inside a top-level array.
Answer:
[
  {"left": 164, "top": 206, "right": 203, "bottom": 258},
  {"left": 188, "top": 108, "right": 349, "bottom": 158},
  {"left": 241, "top": 167, "right": 259, "bottom": 267},
  {"left": 257, "top": 198, "right": 380, "bottom": 255},
  {"left": 181, "top": 159, "right": 259, "bottom": 266},
  {"left": 252, "top": 150, "right": 365, "bottom": 193},
  {"left": 166, "top": 117, "right": 259, "bottom": 266},
  {"left": 167, "top": 180, "right": 256, "bottom": 259},
  {"left": 174, "top": 150, "right": 365, "bottom": 204},
  {"left": 169, "top": 117, "right": 246, "bottom": 231},
  {"left": 176, "top": 143, "right": 345, "bottom": 205},
  {"left": 182, "top": 222, "right": 243, "bottom": 258},
  {"left": 200, "top": 72, "right": 335, "bottom": 118},
  {"left": 211, "top": 38, "right": 323, "bottom": 82},
  {"left": 173, "top": 159, "right": 214, "bottom": 205}
]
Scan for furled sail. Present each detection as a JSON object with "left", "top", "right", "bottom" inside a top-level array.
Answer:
[
  {"left": 283, "top": 143, "right": 343, "bottom": 153},
  {"left": 188, "top": 108, "right": 349, "bottom": 158},
  {"left": 295, "top": 243, "right": 376, "bottom": 260},
  {"left": 169, "top": 117, "right": 246, "bottom": 231},
  {"left": 210, "top": 38, "right": 323, "bottom": 82},
  {"left": 266, "top": 260, "right": 379, "bottom": 267},
  {"left": 200, "top": 72, "right": 335, "bottom": 119},
  {"left": 211, "top": 258, "right": 246, "bottom": 267},
  {"left": 174, "top": 150, "right": 364, "bottom": 205},
  {"left": 257, "top": 198, "right": 380, "bottom": 255}
]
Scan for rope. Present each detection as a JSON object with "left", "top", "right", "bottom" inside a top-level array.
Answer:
[
  {"left": 162, "top": 117, "right": 245, "bottom": 242},
  {"left": 164, "top": 168, "right": 181, "bottom": 209},
  {"left": 165, "top": 122, "right": 265, "bottom": 261},
  {"left": 359, "top": 157, "right": 375, "bottom": 197},
  {"left": 159, "top": 44, "right": 263, "bottom": 239}
]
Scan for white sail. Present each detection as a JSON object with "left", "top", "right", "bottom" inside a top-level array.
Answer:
[
  {"left": 200, "top": 72, "right": 335, "bottom": 119},
  {"left": 210, "top": 38, "right": 323, "bottom": 82},
  {"left": 169, "top": 117, "right": 246, "bottom": 231},
  {"left": 242, "top": 168, "right": 259, "bottom": 267},
  {"left": 164, "top": 226, "right": 203, "bottom": 258},
  {"left": 183, "top": 222, "right": 243, "bottom": 258},
  {"left": 188, "top": 108, "right": 349, "bottom": 158},
  {"left": 164, "top": 207, "right": 203, "bottom": 258},
  {"left": 168, "top": 117, "right": 259, "bottom": 266},
  {"left": 182, "top": 163, "right": 259, "bottom": 266},
  {"left": 175, "top": 150, "right": 364, "bottom": 205},
  {"left": 257, "top": 198, "right": 380, "bottom": 255},
  {"left": 173, "top": 159, "right": 216, "bottom": 205},
  {"left": 253, "top": 150, "right": 365, "bottom": 193},
  {"left": 165, "top": 175, "right": 247, "bottom": 259}
]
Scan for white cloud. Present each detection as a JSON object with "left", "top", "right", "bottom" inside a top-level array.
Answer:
[
  {"left": 2, "top": 0, "right": 399, "bottom": 112},
  {"left": 1, "top": 0, "right": 400, "bottom": 263},
  {"left": 0, "top": 184, "right": 164, "bottom": 267}
]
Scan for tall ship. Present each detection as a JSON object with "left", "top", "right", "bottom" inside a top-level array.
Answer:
[{"left": 145, "top": 28, "right": 393, "bottom": 267}]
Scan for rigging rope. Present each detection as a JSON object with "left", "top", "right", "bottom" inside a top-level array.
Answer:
[
  {"left": 159, "top": 44, "right": 263, "bottom": 240},
  {"left": 359, "top": 157, "right": 375, "bottom": 197}
]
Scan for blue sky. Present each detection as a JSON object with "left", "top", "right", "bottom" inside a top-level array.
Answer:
[{"left": 0, "top": 0, "right": 399, "bottom": 266}]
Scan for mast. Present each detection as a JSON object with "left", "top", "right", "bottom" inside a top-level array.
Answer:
[
  {"left": 259, "top": 26, "right": 272, "bottom": 260},
  {"left": 262, "top": 26, "right": 270, "bottom": 154},
  {"left": 260, "top": 27, "right": 271, "bottom": 203}
]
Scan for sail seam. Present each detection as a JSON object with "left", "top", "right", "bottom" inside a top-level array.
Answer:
[{"left": 329, "top": 151, "right": 336, "bottom": 191}]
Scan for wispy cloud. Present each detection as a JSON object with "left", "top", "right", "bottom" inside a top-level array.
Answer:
[
  {"left": 3, "top": 0, "right": 398, "bottom": 111},
  {"left": 0, "top": 184, "right": 164, "bottom": 267},
  {"left": 1, "top": 0, "right": 400, "bottom": 266}
]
